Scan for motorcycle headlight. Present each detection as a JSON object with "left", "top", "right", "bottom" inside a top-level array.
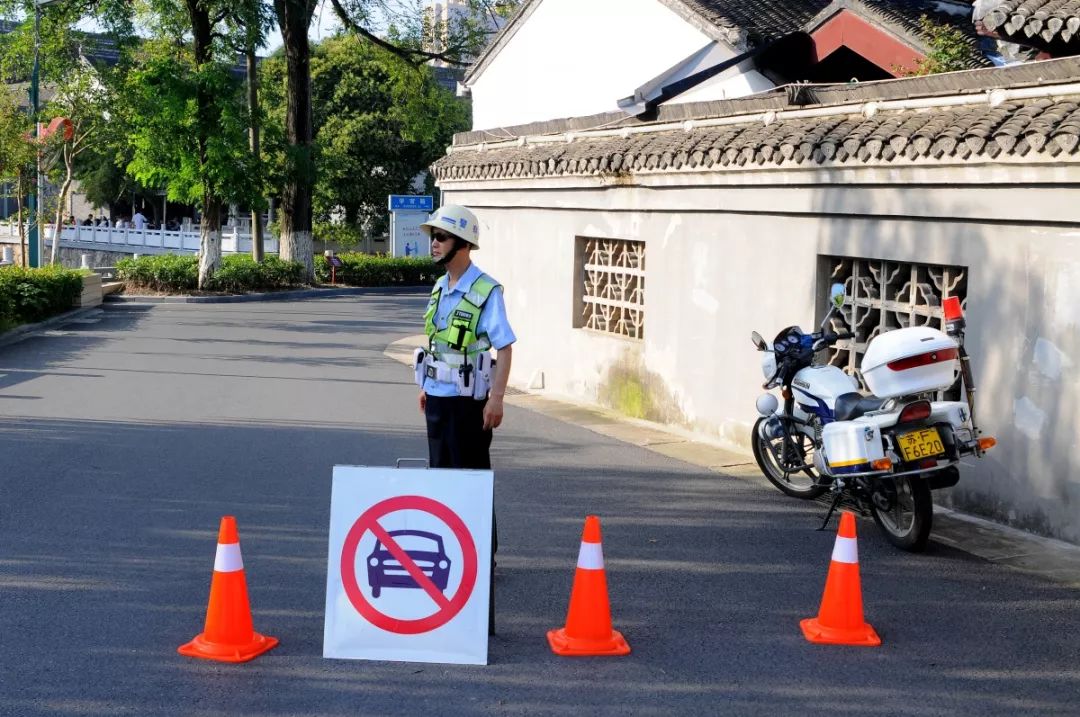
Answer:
[{"left": 761, "top": 352, "right": 777, "bottom": 381}]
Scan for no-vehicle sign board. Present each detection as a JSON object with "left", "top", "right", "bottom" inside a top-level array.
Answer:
[{"left": 323, "top": 466, "right": 493, "bottom": 665}]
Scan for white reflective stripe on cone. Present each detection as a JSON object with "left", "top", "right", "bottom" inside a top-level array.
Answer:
[
  {"left": 576, "top": 541, "right": 604, "bottom": 570},
  {"left": 214, "top": 543, "right": 244, "bottom": 573},
  {"left": 831, "top": 536, "right": 858, "bottom": 565}
]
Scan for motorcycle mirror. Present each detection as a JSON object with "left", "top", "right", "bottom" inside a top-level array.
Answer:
[
  {"left": 830, "top": 283, "right": 846, "bottom": 310},
  {"left": 751, "top": 331, "right": 767, "bottom": 351}
]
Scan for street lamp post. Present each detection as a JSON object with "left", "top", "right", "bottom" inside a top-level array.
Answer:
[{"left": 27, "top": 0, "right": 66, "bottom": 269}]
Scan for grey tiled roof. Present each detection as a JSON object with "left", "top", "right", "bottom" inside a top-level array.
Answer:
[
  {"left": 978, "top": 0, "right": 1080, "bottom": 44},
  {"left": 673, "top": 0, "right": 829, "bottom": 43},
  {"left": 686, "top": 0, "right": 984, "bottom": 55},
  {"left": 434, "top": 61, "right": 1080, "bottom": 182}
]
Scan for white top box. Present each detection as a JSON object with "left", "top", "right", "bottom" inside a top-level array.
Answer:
[{"left": 862, "top": 327, "right": 959, "bottom": 399}]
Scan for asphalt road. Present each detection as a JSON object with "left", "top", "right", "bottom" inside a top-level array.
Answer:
[{"left": 1, "top": 294, "right": 1077, "bottom": 717}]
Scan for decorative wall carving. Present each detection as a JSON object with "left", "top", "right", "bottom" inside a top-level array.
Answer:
[
  {"left": 580, "top": 237, "right": 646, "bottom": 340},
  {"left": 825, "top": 256, "right": 968, "bottom": 399}
]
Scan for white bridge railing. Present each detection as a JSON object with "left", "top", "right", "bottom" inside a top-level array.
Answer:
[{"left": 0, "top": 222, "right": 279, "bottom": 255}]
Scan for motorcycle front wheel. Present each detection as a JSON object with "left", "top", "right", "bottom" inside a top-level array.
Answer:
[
  {"left": 751, "top": 417, "right": 827, "bottom": 499},
  {"left": 870, "top": 475, "right": 933, "bottom": 552}
]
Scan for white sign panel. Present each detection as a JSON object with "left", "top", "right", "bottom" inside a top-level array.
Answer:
[
  {"left": 390, "top": 211, "right": 429, "bottom": 258},
  {"left": 323, "top": 466, "right": 493, "bottom": 665}
]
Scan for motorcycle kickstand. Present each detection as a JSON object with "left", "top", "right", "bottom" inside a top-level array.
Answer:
[{"left": 818, "top": 491, "right": 843, "bottom": 531}]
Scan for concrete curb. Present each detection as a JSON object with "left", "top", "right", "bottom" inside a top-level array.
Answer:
[
  {"left": 105, "top": 285, "right": 429, "bottom": 304},
  {"left": 384, "top": 334, "right": 1080, "bottom": 587},
  {"left": 0, "top": 306, "right": 104, "bottom": 348}
]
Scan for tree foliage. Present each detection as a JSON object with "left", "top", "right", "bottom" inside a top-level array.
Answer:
[
  {"left": 262, "top": 33, "right": 468, "bottom": 237},
  {"left": 122, "top": 45, "right": 257, "bottom": 209},
  {"left": 0, "top": 87, "right": 31, "bottom": 182},
  {"left": 116, "top": 1, "right": 268, "bottom": 288},
  {"left": 0, "top": 87, "right": 34, "bottom": 263},
  {"left": 42, "top": 60, "right": 112, "bottom": 263},
  {"left": 904, "top": 15, "right": 983, "bottom": 76}
]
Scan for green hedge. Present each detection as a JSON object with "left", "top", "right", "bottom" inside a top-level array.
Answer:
[
  {"left": 116, "top": 254, "right": 198, "bottom": 292},
  {"left": 0, "top": 265, "right": 86, "bottom": 331},
  {"left": 115, "top": 253, "right": 438, "bottom": 295},
  {"left": 314, "top": 254, "right": 441, "bottom": 287},
  {"left": 116, "top": 254, "right": 307, "bottom": 293},
  {"left": 207, "top": 255, "right": 307, "bottom": 293}
]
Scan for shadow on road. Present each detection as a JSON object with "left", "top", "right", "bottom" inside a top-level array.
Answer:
[{"left": 1, "top": 410, "right": 1077, "bottom": 716}]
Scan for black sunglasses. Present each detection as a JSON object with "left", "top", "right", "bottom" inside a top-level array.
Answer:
[{"left": 430, "top": 231, "right": 454, "bottom": 243}]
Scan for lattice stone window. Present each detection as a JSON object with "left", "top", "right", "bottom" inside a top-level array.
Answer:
[
  {"left": 824, "top": 256, "right": 967, "bottom": 399},
  {"left": 574, "top": 237, "right": 645, "bottom": 340}
]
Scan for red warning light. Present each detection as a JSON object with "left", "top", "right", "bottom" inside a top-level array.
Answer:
[{"left": 943, "top": 296, "right": 963, "bottom": 322}]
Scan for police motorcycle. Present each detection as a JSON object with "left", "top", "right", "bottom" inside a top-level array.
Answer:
[{"left": 749, "top": 283, "right": 995, "bottom": 551}]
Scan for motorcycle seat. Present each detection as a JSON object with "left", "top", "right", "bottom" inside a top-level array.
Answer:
[{"left": 833, "top": 392, "right": 888, "bottom": 422}]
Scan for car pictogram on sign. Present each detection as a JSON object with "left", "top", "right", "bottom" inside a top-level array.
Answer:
[{"left": 367, "top": 530, "right": 451, "bottom": 598}]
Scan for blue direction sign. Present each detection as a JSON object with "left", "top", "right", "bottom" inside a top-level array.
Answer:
[{"left": 389, "top": 195, "right": 434, "bottom": 212}]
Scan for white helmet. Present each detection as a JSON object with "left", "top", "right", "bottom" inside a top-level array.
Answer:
[{"left": 419, "top": 204, "right": 480, "bottom": 249}]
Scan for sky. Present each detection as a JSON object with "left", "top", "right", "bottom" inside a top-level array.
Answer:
[{"left": 263, "top": 1, "right": 344, "bottom": 53}]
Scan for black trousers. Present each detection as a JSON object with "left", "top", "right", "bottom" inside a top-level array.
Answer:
[
  {"left": 425, "top": 394, "right": 493, "bottom": 470},
  {"left": 424, "top": 394, "right": 497, "bottom": 634}
]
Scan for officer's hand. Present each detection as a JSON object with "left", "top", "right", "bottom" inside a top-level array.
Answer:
[
  {"left": 483, "top": 396, "right": 504, "bottom": 430},
  {"left": 419, "top": 390, "right": 426, "bottom": 414}
]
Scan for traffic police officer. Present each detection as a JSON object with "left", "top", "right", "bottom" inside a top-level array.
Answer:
[
  {"left": 415, "top": 204, "right": 514, "bottom": 635},
  {"left": 417, "top": 203, "right": 515, "bottom": 469}
]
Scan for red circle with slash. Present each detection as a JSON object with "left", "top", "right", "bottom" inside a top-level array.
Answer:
[{"left": 340, "top": 495, "right": 478, "bottom": 634}]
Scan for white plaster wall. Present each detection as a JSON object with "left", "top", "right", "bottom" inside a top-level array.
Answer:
[
  {"left": 665, "top": 60, "right": 776, "bottom": 104},
  {"left": 445, "top": 170, "right": 1080, "bottom": 543},
  {"left": 468, "top": 0, "right": 721, "bottom": 129}
]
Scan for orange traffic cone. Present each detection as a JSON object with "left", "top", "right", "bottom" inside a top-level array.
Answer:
[
  {"left": 547, "top": 515, "right": 630, "bottom": 656},
  {"left": 178, "top": 516, "right": 279, "bottom": 663},
  {"left": 800, "top": 511, "right": 881, "bottom": 646}
]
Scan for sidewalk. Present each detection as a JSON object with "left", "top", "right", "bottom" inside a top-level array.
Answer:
[{"left": 389, "top": 335, "right": 1080, "bottom": 588}]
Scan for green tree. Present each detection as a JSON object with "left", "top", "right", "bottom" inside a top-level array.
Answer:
[
  {"left": 223, "top": 0, "right": 275, "bottom": 262},
  {"left": 122, "top": 2, "right": 262, "bottom": 289},
  {"left": 0, "top": 88, "right": 34, "bottom": 265},
  {"left": 263, "top": 34, "right": 468, "bottom": 239},
  {"left": 42, "top": 62, "right": 112, "bottom": 264},
  {"left": 1, "top": 0, "right": 134, "bottom": 265},
  {"left": 271, "top": 0, "right": 517, "bottom": 279},
  {"left": 272, "top": 0, "right": 319, "bottom": 278},
  {"left": 903, "top": 15, "right": 983, "bottom": 76}
]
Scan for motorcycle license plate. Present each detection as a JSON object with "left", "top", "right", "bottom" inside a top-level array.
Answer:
[{"left": 898, "top": 427, "right": 945, "bottom": 462}]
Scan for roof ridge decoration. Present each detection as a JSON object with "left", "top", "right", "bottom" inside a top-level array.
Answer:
[{"left": 433, "top": 80, "right": 1080, "bottom": 181}]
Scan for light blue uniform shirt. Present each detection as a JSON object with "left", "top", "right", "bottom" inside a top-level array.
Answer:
[{"left": 423, "top": 262, "right": 516, "bottom": 397}]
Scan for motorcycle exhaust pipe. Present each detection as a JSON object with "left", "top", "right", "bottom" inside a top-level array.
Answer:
[{"left": 758, "top": 416, "right": 785, "bottom": 441}]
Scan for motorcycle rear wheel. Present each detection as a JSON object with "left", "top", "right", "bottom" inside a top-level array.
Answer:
[
  {"left": 751, "top": 417, "right": 828, "bottom": 499},
  {"left": 870, "top": 475, "right": 933, "bottom": 552}
]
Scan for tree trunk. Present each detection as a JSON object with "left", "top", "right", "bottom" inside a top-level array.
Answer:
[
  {"left": 51, "top": 151, "right": 74, "bottom": 266},
  {"left": 15, "top": 175, "right": 26, "bottom": 267},
  {"left": 274, "top": 0, "right": 317, "bottom": 280},
  {"left": 198, "top": 195, "right": 222, "bottom": 288},
  {"left": 187, "top": 0, "right": 223, "bottom": 289},
  {"left": 247, "top": 47, "right": 264, "bottom": 263}
]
